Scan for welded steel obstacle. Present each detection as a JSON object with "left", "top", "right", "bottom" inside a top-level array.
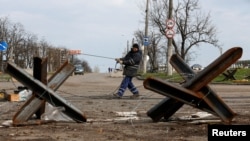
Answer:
[
  {"left": 144, "top": 47, "right": 242, "bottom": 123},
  {"left": 5, "top": 57, "right": 87, "bottom": 125}
]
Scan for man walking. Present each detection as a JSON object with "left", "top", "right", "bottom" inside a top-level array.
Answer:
[{"left": 113, "top": 43, "right": 142, "bottom": 99}]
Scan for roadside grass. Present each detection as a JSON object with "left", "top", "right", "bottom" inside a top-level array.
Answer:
[
  {"left": 0, "top": 73, "right": 12, "bottom": 82},
  {"left": 140, "top": 68, "right": 250, "bottom": 84}
]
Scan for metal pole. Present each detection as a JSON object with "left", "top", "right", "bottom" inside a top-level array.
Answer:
[
  {"left": 127, "top": 40, "right": 129, "bottom": 53},
  {"left": 142, "top": 0, "right": 149, "bottom": 73},
  {"left": 167, "top": 0, "right": 173, "bottom": 75},
  {"left": 0, "top": 51, "right": 2, "bottom": 72}
]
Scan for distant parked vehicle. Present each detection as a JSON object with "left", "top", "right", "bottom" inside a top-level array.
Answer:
[
  {"left": 191, "top": 64, "right": 203, "bottom": 71},
  {"left": 74, "top": 65, "right": 84, "bottom": 75}
]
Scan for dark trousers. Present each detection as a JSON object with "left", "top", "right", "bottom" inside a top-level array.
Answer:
[{"left": 117, "top": 75, "right": 139, "bottom": 96}]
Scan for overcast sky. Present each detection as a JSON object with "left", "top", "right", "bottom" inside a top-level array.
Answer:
[{"left": 1, "top": 0, "right": 250, "bottom": 72}]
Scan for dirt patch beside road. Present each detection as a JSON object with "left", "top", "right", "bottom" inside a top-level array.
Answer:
[{"left": 0, "top": 73, "right": 250, "bottom": 141}]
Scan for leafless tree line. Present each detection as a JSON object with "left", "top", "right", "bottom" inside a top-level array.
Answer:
[
  {"left": 134, "top": 0, "right": 221, "bottom": 73},
  {"left": 1, "top": 0, "right": 221, "bottom": 74},
  {"left": 0, "top": 17, "right": 92, "bottom": 73}
]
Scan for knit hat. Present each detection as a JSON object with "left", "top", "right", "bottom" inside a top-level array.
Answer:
[{"left": 132, "top": 43, "right": 139, "bottom": 49}]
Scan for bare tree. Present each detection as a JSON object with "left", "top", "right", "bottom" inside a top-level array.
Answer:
[
  {"left": 72, "top": 57, "right": 92, "bottom": 73},
  {"left": 24, "top": 33, "right": 38, "bottom": 68},
  {"left": 0, "top": 16, "right": 93, "bottom": 73},
  {"left": 134, "top": 29, "right": 164, "bottom": 72},
  {"left": 8, "top": 23, "right": 26, "bottom": 67},
  {"left": 0, "top": 17, "right": 10, "bottom": 72},
  {"left": 81, "top": 60, "right": 92, "bottom": 73},
  {"left": 150, "top": 0, "right": 220, "bottom": 64}
]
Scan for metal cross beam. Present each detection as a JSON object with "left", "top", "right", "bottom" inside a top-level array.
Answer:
[
  {"left": 32, "top": 57, "right": 47, "bottom": 119},
  {"left": 144, "top": 77, "right": 216, "bottom": 114},
  {"left": 5, "top": 62, "right": 87, "bottom": 123},
  {"left": 12, "top": 58, "right": 81, "bottom": 125},
  {"left": 145, "top": 47, "right": 242, "bottom": 123},
  {"left": 222, "top": 69, "right": 237, "bottom": 81}
]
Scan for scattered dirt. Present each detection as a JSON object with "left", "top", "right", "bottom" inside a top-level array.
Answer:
[{"left": 0, "top": 73, "right": 250, "bottom": 141}]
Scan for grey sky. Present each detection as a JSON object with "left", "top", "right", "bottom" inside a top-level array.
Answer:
[
  {"left": 197, "top": 0, "right": 250, "bottom": 66},
  {"left": 1, "top": 0, "right": 250, "bottom": 72}
]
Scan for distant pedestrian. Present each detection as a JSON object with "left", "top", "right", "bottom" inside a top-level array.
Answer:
[
  {"left": 108, "top": 67, "right": 111, "bottom": 73},
  {"left": 113, "top": 43, "right": 142, "bottom": 99}
]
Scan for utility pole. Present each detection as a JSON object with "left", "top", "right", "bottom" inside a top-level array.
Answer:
[
  {"left": 142, "top": 0, "right": 149, "bottom": 74},
  {"left": 167, "top": 0, "right": 173, "bottom": 75},
  {"left": 127, "top": 40, "right": 129, "bottom": 53}
]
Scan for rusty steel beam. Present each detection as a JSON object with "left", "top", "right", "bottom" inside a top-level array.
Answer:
[
  {"left": 5, "top": 62, "right": 86, "bottom": 123},
  {"left": 33, "top": 57, "right": 48, "bottom": 85},
  {"left": 145, "top": 47, "right": 242, "bottom": 123},
  {"left": 12, "top": 59, "right": 77, "bottom": 125},
  {"left": 146, "top": 98, "right": 183, "bottom": 122},
  {"left": 182, "top": 47, "right": 242, "bottom": 91},
  {"left": 33, "top": 57, "right": 47, "bottom": 119},
  {"left": 171, "top": 52, "right": 239, "bottom": 122},
  {"left": 144, "top": 78, "right": 216, "bottom": 114}
]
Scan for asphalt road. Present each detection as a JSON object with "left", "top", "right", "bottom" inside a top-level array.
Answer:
[{"left": 0, "top": 72, "right": 249, "bottom": 141}]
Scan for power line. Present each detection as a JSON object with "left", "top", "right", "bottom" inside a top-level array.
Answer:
[{"left": 79, "top": 53, "right": 115, "bottom": 60}]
